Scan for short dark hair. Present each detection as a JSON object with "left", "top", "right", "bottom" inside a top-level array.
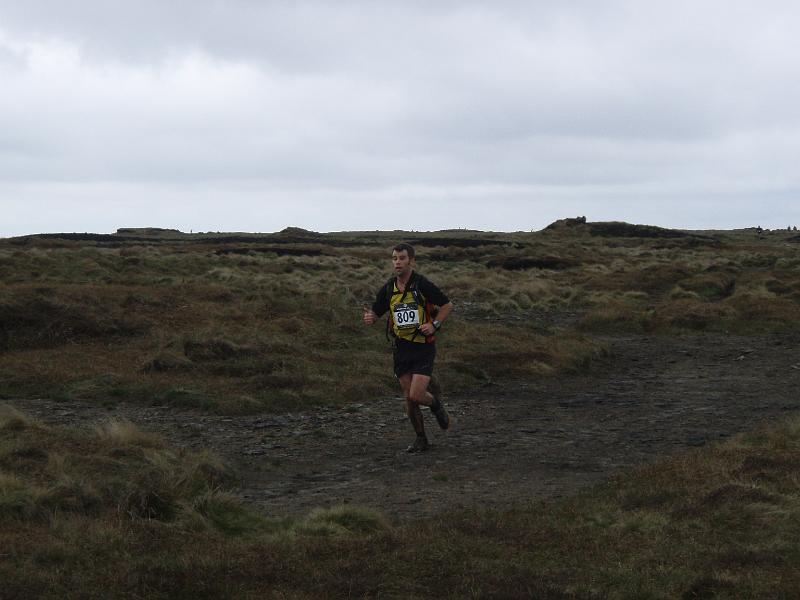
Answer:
[{"left": 392, "top": 243, "right": 415, "bottom": 258}]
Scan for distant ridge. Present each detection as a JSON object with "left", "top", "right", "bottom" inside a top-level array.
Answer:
[
  {"left": 4, "top": 220, "right": 733, "bottom": 246},
  {"left": 116, "top": 227, "right": 184, "bottom": 236}
]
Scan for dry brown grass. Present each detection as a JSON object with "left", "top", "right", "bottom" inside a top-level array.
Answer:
[
  {"left": 651, "top": 298, "right": 739, "bottom": 331},
  {"left": 3, "top": 229, "right": 800, "bottom": 413}
]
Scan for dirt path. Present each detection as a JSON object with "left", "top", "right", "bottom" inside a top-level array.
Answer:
[{"left": 9, "top": 332, "right": 800, "bottom": 521}]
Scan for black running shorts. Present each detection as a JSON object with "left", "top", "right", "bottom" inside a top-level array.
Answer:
[{"left": 393, "top": 339, "right": 436, "bottom": 378}]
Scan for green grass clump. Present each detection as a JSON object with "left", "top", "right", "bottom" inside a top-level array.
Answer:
[
  {"left": 295, "top": 505, "right": 391, "bottom": 537},
  {"left": 186, "top": 489, "right": 276, "bottom": 535},
  {"left": 678, "top": 271, "right": 736, "bottom": 300},
  {"left": 578, "top": 297, "right": 651, "bottom": 333}
]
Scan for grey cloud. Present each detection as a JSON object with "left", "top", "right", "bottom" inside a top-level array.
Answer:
[{"left": 1, "top": 1, "right": 800, "bottom": 235}]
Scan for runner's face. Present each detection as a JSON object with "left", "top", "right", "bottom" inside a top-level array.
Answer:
[{"left": 392, "top": 250, "right": 413, "bottom": 277}]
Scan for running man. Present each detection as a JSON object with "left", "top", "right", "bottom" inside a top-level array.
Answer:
[{"left": 363, "top": 243, "right": 454, "bottom": 452}]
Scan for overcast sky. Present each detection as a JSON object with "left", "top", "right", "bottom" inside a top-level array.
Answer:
[{"left": 2, "top": 1, "right": 799, "bottom": 236}]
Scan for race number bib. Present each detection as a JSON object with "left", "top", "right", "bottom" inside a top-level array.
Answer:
[{"left": 393, "top": 302, "right": 420, "bottom": 329}]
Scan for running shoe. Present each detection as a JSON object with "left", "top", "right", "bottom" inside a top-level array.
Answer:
[{"left": 406, "top": 435, "right": 429, "bottom": 453}]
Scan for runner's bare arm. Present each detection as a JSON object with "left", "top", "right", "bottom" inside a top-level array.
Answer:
[
  {"left": 436, "top": 301, "right": 454, "bottom": 324},
  {"left": 419, "top": 301, "right": 453, "bottom": 335}
]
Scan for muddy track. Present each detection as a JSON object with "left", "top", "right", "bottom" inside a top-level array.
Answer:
[{"left": 9, "top": 333, "right": 800, "bottom": 521}]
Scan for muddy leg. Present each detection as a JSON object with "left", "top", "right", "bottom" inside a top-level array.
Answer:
[
  {"left": 408, "top": 402, "right": 425, "bottom": 436},
  {"left": 399, "top": 374, "right": 429, "bottom": 452}
]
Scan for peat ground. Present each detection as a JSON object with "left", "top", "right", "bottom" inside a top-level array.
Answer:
[{"left": 8, "top": 332, "right": 800, "bottom": 521}]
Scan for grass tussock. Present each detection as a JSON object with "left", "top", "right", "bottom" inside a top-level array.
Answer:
[
  {"left": 296, "top": 505, "right": 392, "bottom": 537},
  {"left": 650, "top": 298, "right": 739, "bottom": 331},
  {"left": 1, "top": 409, "right": 234, "bottom": 524},
  {"left": 578, "top": 297, "right": 651, "bottom": 333},
  {"left": 0, "top": 404, "right": 38, "bottom": 432},
  {"left": 93, "top": 419, "right": 165, "bottom": 448}
]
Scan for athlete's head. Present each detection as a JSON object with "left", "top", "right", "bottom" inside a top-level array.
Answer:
[
  {"left": 392, "top": 243, "right": 415, "bottom": 259},
  {"left": 391, "top": 243, "right": 415, "bottom": 276}
]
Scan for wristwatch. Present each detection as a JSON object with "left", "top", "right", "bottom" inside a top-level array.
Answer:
[{"left": 433, "top": 320, "right": 441, "bottom": 330}]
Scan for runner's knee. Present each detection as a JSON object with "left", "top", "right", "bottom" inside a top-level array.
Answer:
[{"left": 407, "top": 389, "right": 425, "bottom": 405}]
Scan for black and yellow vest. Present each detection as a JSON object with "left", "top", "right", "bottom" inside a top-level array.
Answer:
[{"left": 385, "top": 274, "right": 436, "bottom": 344}]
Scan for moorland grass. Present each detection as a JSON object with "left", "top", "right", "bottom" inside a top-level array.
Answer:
[
  {"left": 4, "top": 229, "right": 800, "bottom": 412},
  {"left": 0, "top": 228, "right": 800, "bottom": 413},
  {"left": 4, "top": 405, "right": 800, "bottom": 598},
  {"left": 4, "top": 227, "right": 800, "bottom": 597},
  {"left": 0, "top": 238, "right": 601, "bottom": 412}
]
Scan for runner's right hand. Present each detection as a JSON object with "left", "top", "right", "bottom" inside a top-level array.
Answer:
[{"left": 363, "top": 305, "right": 377, "bottom": 326}]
